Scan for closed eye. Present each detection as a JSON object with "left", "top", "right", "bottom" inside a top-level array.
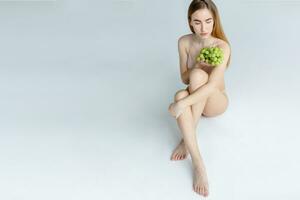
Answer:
[{"left": 196, "top": 21, "right": 212, "bottom": 25}]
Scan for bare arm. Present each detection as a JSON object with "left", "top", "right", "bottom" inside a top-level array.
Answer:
[
  {"left": 178, "top": 36, "right": 190, "bottom": 85},
  {"left": 178, "top": 42, "right": 231, "bottom": 108},
  {"left": 206, "top": 42, "right": 231, "bottom": 89},
  {"left": 181, "top": 68, "right": 192, "bottom": 85}
]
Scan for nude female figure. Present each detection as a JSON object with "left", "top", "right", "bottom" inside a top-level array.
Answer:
[{"left": 168, "top": 0, "right": 232, "bottom": 197}]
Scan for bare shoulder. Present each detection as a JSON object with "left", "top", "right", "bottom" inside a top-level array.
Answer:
[
  {"left": 178, "top": 34, "right": 193, "bottom": 49},
  {"left": 215, "top": 39, "right": 231, "bottom": 68},
  {"left": 216, "top": 39, "right": 231, "bottom": 53}
]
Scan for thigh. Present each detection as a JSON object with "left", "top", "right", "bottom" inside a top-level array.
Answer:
[{"left": 202, "top": 90, "right": 229, "bottom": 117}]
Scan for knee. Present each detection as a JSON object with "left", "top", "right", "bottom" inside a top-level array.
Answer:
[
  {"left": 189, "top": 68, "right": 209, "bottom": 85},
  {"left": 174, "top": 89, "right": 189, "bottom": 102}
]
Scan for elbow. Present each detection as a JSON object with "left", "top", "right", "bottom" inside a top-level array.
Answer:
[
  {"left": 181, "top": 70, "right": 190, "bottom": 85},
  {"left": 181, "top": 76, "right": 189, "bottom": 85},
  {"left": 183, "top": 80, "right": 189, "bottom": 85}
]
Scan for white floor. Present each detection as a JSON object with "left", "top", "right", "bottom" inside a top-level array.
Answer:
[{"left": 0, "top": 1, "right": 300, "bottom": 199}]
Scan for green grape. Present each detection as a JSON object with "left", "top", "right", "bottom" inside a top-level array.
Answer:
[{"left": 196, "top": 46, "right": 224, "bottom": 67}]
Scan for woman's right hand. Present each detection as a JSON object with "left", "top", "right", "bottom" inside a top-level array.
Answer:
[{"left": 198, "top": 60, "right": 214, "bottom": 68}]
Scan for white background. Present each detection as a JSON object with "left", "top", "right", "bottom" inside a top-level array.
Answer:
[{"left": 0, "top": 0, "right": 299, "bottom": 199}]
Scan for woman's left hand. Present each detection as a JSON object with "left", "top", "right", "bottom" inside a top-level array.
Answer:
[{"left": 168, "top": 101, "right": 186, "bottom": 119}]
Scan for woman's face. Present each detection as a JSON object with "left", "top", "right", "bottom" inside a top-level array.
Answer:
[{"left": 190, "top": 8, "right": 214, "bottom": 38}]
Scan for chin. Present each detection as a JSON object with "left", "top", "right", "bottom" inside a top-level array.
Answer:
[{"left": 205, "top": 33, "right": 212, "bottom": 36}]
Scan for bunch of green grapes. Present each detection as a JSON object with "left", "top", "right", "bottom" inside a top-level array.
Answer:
[{"left": 196, "top": 47, "right": 224, "bottom": 66}]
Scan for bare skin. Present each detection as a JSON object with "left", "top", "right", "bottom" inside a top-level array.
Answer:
[
  {"left": 170, "top": 35, "right": 227, "bottom": 161},
  {"left": 168, "top": 8, "right": 230, "bottom": 197}
]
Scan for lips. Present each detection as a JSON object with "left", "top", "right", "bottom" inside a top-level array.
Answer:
[{"left": 200, "top": 33, "right": 208, "bottom": 35}]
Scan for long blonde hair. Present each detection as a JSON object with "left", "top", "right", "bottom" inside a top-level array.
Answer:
[{"left": 188, "top": 0, "right": 231, "bottom": 68}]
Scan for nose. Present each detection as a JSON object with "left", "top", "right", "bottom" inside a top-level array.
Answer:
[{"left": 201, "top": 25, "right": 206, "bottom": 32}]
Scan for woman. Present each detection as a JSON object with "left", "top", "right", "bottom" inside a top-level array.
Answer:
[{"left": 168, "top": 0, "right": 231, "bottom": 197}]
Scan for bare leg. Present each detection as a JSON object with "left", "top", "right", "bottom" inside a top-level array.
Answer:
[
  {"left": 169, "top": 89, "right": 209, "bottom": 197},
  {"left": 169, "top": 68, "right": 210, "bottom": 197},
  {"left": 170, "top": 68, "right": 209, "bottom": 161}
]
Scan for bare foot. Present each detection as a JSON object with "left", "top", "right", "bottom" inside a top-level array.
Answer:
[
  {"left": 170, "top": 139, "right": 189, "bottom": 161},
  {"left": 193, "top": 166, "right": 209, "bottom": 197}
]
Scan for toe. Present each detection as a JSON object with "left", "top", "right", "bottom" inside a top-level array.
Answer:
[
  {"left": 175, "top": 154, "right": 178, "bottom": 160},
  {"left": 204, "top": 188, "right": 209, "bottom": 196},
  {"left": 171, "top": 154, "right": 175, "bottom": 160},
  {"left": 197, "top": 186, "right": 201, "bottom": 194},
  {"left": 200, "top": 187, "right": 204, "bottom": 195},
  {"left": 173, "top": 155, "right": 177, "bottom": 160}
]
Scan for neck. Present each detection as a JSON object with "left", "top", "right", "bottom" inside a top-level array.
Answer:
[{"left": 194, "top": 34, "right": 213, "bottom": 46}]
